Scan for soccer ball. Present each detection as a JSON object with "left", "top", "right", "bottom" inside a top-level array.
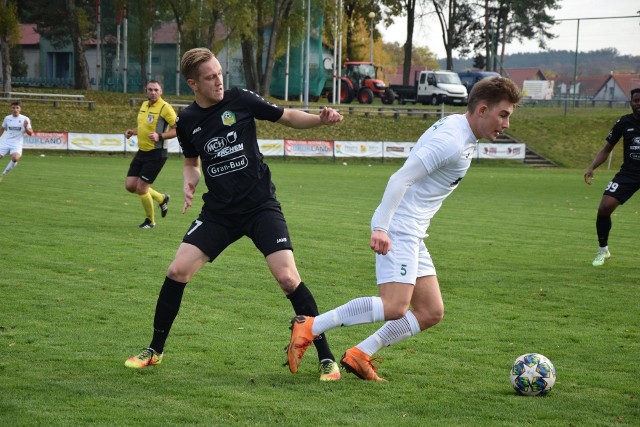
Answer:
[{"left": 510, "top": 353, "right": 556, "bottom": 396}]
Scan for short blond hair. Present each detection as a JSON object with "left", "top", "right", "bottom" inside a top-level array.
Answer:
[{"left": 181, "top": 48, "right": 214, "bottom": 81}]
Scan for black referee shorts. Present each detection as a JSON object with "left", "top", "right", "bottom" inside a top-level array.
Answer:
[
  {"left": 182, "top": 200, "right": 294, "bottom": 261},
  {"left": 127, "top": 150, "right": 167, "bottom": 184}
]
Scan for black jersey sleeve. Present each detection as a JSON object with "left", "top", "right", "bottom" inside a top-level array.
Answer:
[
  {"left": 175, "top": 109, "right": 199, "bottom": 158},
  {"left": 606, "top": 117, "right": 625, "bottom": 146},
  {"left": 238, "top": 88, "right": 284, "bottom": 122}
]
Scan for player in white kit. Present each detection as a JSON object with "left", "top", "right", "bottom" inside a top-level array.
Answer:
[
  {"left": 287, "top": 77, "right": 521, "bottom": 381},
  {"left": 0, "top": 101, "right": 33, "bottom": 179}
]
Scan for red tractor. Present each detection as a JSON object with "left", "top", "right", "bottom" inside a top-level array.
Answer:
[{"left": 327, "top": 62, "right": 395, "bottom": 104}]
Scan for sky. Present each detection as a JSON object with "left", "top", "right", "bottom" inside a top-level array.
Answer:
[{"left": 380, "top": 0, "right": 640, "bottom": 58}]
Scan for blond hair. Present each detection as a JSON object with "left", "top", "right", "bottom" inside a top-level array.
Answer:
[{"left": 180, "top": 48, "right": 214, "bottom": 81}]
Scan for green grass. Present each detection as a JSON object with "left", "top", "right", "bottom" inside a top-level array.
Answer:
[{"left": 0, "top": 156, "right": 638, "bottom": 426}]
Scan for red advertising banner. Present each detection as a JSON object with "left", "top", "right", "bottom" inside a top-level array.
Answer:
[{"left": 284, "top": 139, "right": 334, "bottom": 157}]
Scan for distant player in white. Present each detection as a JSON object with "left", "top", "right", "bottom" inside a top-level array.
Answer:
[
  {"left": 0, "top": 101, "right": 33, "bottom": 178},
  {"left": 287, "top": 77, "right": 522, "bottom": 381}
]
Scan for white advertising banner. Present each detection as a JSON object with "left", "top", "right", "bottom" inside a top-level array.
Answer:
[
  {"left": 65, "top": 134, "right": 181, "bottom": 153},
  {"left": 69, "top": 133, "right": 126, "bottom": 152},
  {"left": 167, "top": 138, "right": 181, "bottom": 153},
  {"left": 382, "top": 142, "right": 415, "bottom": 158},
  {"left": 477, "top": 143, "right": 525, "bottom": 159},
  {"left": 258, "top": 139, "right": 284, "bottom": 156},
  {"left": 334, "top": 140, "right": 383, "bottom": 158},
  {"left": 23, "top": 132, "right": 68, "bottom": 150},
  {"left": 284, "top": 139, "right": 334, "bottom": 157},
  {"left": 23, "top": 134, "right": 525, "bottom": 161}
]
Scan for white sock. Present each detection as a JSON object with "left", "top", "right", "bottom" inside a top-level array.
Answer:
[
  {"left": 599, "top": 245, "right": 608, "bottom": 252},
  {"left": 312, "top": 296, "right": 384, "bottom": 335},
  {"left": 3, "top": 160, "right": 17, "bottom": 175},
  {"left": 356, "top": 310, "right": 421, "bottom": 356}
]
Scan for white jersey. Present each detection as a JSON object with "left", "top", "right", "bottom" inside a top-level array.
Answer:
[
  {"left": 1, "top": 114, "right": 31, "bottom": 147},
  {"left": 372, "top": 114, "right": 477, "bottom": 238}
]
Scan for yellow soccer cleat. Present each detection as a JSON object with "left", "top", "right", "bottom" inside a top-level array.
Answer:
[{"left": 125, "top": 348, "right": 163, "bottom": 368}]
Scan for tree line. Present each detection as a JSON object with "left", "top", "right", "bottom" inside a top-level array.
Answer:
[{"left": 0, "top": 0, "right": 562, "bottom": 94}]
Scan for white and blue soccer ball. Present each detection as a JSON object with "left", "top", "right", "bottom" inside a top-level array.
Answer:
[{"left": 510, "top": 353, "right": 556, "bottom": 396}]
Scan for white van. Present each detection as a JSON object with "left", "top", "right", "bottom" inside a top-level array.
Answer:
[
  {"left": 421, "top": 71, "right": 468, "bottom": 105},
  {"left": 389, "top": 70, "right": 468, "bottom": 105}
]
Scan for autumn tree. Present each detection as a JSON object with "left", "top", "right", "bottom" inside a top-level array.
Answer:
[
  {"left": 480, "top": 0, "right": 559, "bottom": 72},
  {"left": 0, "top": 0, "right": 21, "bottom": 91},
  {"left": 383, "top": 0, "right": 426, "bottom": 85},
  {"left": 432, "top": 0, "right": 481, "bottom": 70}
]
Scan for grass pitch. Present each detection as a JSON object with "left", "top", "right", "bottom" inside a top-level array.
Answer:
[{"left": 0, "top": 155, "right": 638, "bottom": 426}]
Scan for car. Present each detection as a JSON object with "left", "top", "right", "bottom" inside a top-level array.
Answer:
[{"left": 457, "top": 71, "right": 501, "bottom": 93}]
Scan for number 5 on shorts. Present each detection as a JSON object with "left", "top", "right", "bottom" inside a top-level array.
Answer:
[{"left": 400, "top": 264, "right": 407, "bottom": 276}]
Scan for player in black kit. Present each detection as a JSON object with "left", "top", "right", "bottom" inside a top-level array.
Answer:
[
  {"left": 584, "top": 88, "right": 640, "bottom": 266},
  {"left": 125, "top": 47, "right": 344, "bottom": 381}
]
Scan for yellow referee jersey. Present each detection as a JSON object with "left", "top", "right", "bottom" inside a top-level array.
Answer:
[{"left": 136, "top": 98, "right": 177, "bottom": 152}]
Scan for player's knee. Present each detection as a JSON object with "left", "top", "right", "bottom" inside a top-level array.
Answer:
[
  {"left": 413, "top": 307, "right": 444, "bottom": 330},
  {"left": 166, "top": 263, "right": 194, "bottom": 283},
  {"left": 425, "top": 308, "right": 444, "bottom": 328},
  {"left": 274, "top": 273, "right": 299, "bottom": 294}
]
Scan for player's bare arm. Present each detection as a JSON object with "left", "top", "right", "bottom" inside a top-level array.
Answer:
[
  {"left": 24, "top": 120, "right": 33, "bottom": 136},
  {"left": 278, "top": 107, "right": 343, "bottom": 129},
  {"left": 182, "top": 157, "right": 201, "bottom": 214},
  {"left": 584, "top": 143, "right": 614, "bottom": 185}
]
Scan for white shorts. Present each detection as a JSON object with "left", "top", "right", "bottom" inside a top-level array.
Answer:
[
  {"left": 375, "top": 230, "right": 436, "bottom": 285},
  {"left": 0, "top": 141, "right": 22, "bottom": 157}
]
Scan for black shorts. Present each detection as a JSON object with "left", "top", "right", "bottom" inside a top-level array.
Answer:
[
  {"left": 127, "top": 150, "right": 168, "bottom": 184},
  {"left": 182, "top": 200, "right": 294, "bottom": 261},
  {"left": 603, "top": 172, "right": 640, "bottom": 204}
]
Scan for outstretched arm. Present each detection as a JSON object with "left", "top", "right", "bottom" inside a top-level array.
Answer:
[{"left": 277, "top": 107, "right": 343, "bottom": 129}]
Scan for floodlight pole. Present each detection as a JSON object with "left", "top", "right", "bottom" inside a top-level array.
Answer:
[
  {"left": 303, "top": 0, "right": 311, "bottom": 110},
  {"left": 368, "top": 11, "right": 375, "bottom": 63}
]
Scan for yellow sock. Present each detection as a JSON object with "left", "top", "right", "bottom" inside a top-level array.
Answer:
[
  {"left": 148, "top": 187, "right": 164, "bottom": 204},
  {"left": 139, "top": 192, "right": 155, "bottom": 223}
]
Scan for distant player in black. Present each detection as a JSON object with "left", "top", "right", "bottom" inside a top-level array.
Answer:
[
  {"left": 125, "top": 47, "right": 344, "bottom": 381},
  {"left": 584, "top": 88, "right": 640, "bottom": 266}
]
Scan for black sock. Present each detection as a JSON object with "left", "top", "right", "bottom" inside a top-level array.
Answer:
[
  {"left": 286, "top": 282, "right": 335, "bottom": 362},
  {"left": 596, "top": 215, "right": 611, "bottom": 247},
  {"left": 149, "top": 277, "right": 186, "bottom": 354}
]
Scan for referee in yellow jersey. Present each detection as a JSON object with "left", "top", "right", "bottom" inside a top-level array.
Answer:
[{"left": 125, "top": 80, "right": 177, "bottom": 228}]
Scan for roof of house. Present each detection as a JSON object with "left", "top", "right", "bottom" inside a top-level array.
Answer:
[
  {"left": 555, "top": 75, "right": 609, "bottom": 97},
  {"left": 153, "top": 21, "right": 178, "bottom": 44},
  {"left": 17, "top": 21, "right": 182, "bottom": 46},
  {"left": 600, "top": 73, "right": 640, "bottom": 98},
  {"left": 19, "top": 24, "right": 40, "bottom": 45},
  {"left": 502, "top": 68, "right": 545, "bottom": 88}
]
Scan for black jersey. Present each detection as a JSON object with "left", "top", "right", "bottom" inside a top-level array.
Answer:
[
  {"left": 606, "top": 113, "right": 640, "bottom": 175},
  {"left": 176, "top": 87, "right": 285, "bottom": 215}
]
